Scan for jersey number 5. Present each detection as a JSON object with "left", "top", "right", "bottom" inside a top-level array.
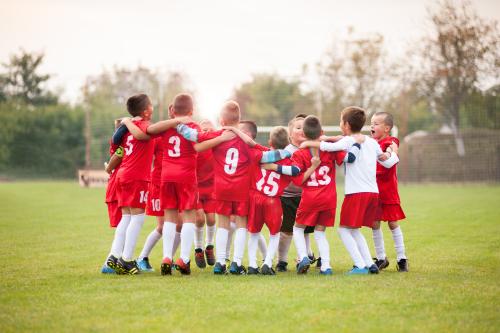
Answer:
[
  {"left": 224, "top": 148, "right": 239, "bottom": 175},
  {"left": 124, "top": 135, "right": 134, "bottom": 156}
]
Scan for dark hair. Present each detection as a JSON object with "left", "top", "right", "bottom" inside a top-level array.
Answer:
[
  {"left": 239, "top": 120, "right": 258, "bottom": 139},
  {"left": 270, "top": 126, "right": 289, "bottom": 149},
  {"left": 303, "top": 115, "right": 322, "bottom": 140},
  {"left": 341, "top": 106, "right": 366, "bottom": 133},
  {"left": 126, "top": 94, "right": 151, "bottom": 117},
  {"left": 173, "top": 93, "right": 194, "bottom": 116},
  {"left": 374, "top": 111, "right": 394, "bottom": 129}
]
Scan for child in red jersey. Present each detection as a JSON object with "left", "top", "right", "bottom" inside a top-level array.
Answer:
[{"left": 370, "top": 112, "right": 408, "bottom": 272}]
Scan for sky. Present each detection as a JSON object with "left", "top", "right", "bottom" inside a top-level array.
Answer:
[{"left": 1, "top": 0, "right": 499, "bottom": 121}]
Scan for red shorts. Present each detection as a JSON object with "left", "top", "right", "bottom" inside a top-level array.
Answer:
[
  {"left": 296, "top": 208, "right": 335, "bottom": 227},
  {"left": 161, "top": 182, "right": 198, "bottom": 212},
  {"left": 146, "top": 182, "right": 163, "bottom": 217},
  {"left": 247, "top": 192, "right": 282, "bottom": 235},
  {"left": 377, "top": 203, "right": 406, "bottom": 222},
  {"left": 197, "top": 196, "right": 217, "bottom": 214},
  {"left": 340, "top": 193, "right": 379, "bottom": 228},
  {"left": 215, "top": 199, "right": 249, "bottom": 217},
  {"left": 117, "top": 179, "right": 149, "bottom": 209},
  {"left": 107, "top": 201, "right": 122, "bottom": 228}
]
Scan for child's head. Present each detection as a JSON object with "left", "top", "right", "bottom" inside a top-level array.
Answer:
[
  {"left": 219, "top": 100, "right": 241, "bottom": 126},
  {"left": 302, "top": 115, "right": 323, "bottom": 140},
  {"left": 269, "top": 126, "right": 289, "bottom": 149},
  {"left": 370, "top": 112, "right": 393, "bottom": 140},
  {"left": 288, "top": 113, "right": 307, "bottom": 146},
  {"left": 199, "top": 119, "right": 215, "bottom": 132},
  {"left": 238, "top": 120, "right": 258, "bottom": 139},
  {"left": 340, "top": 106, "right": 366, "bottom": 135},
  {"left": 172, "top": 93, "right": 194, "bottom": 117},
  {"left": 126, "top": 94, "right": 153, "bottom": 120}
]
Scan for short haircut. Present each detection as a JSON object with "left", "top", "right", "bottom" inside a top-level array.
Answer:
[
  {"left": 239, "top": 120, "right": 258, "bottom": 139},
  {"left": 288, "top": 113, "right": 307, "bottom": 133},
  {"left": 341, "top": 106, "right": 366, "bottom": 133},
  {"left": 221, "top": 100, "right": 241, "bottom": 125},
  {"left": 270, "top": 126, "right": 289, "bottom": 149},
  {"left": 303, "top": 115, "right": 322, "bottom": 140},
  {"left": 126, "top": 93, "right": 151, "bottom": 117},
  {"left": 173, "top": 93, "right": 194, "bottom": 116},
  {"left": 374, "top": 111, "right": 394, "bottom": 129}
]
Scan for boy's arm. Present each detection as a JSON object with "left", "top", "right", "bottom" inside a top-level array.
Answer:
[
  {"left": 146, "top": 117, "right": 191, "bottom": 135},
  {"left": 300, "top": 156, "right": 321, "bottom": 184},
  {"left": 121, "top": 118, "right": 150, "bottom": 141},
  {"left": 176, "top": 124, "right": 223, "bottom": 143},
  {"left": 105, "top": 147, "right": 124, "bottom": 174},
  {"left": 223, "top": 126, "right": 256, "bottom": 147},
  {"left": 262, "top": 163, "right": 300, "bottom": 176},
  {"left": 377, "top": 141, "right": 399, "bottom": 168},
  {"left": 112, "top": 125, "right": 129, "bottom": 145},
  {"left": 343, "top": 143, "right": 361, "bottom": 164},
  {"left": 260, "top": 149, "right": 291, "bottom": 163},
  {"left": 194, "top": 130, "right": 236, "bottom": 152},
  {"left": 317, "top": 136, "right": 353, "bottom": 152}
]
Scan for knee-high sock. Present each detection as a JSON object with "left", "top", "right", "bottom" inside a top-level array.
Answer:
[
  {"left": 338, "top": 227, "right": 365, "bottom": 268},
  {"left": 372, "top": 228, "right": 386, "bottom": 260},
  {"left": 206, "top": 224, "right": 216, "bottom": 246},
  {"left": 215, "top": 228, "right": 229, "bottom": 264},
  {"left": 122, "top": 213, "right": 145, "bottom": 261},
  {"left": 194, "top": 225, "right": 204, "bottom": 249},
  {"left": 162, "top": 221, "right": 176, "bottom": 260},
  {"left": 305, "top": 233, "right": 313, "bottom": 257},
  {"left": 226, "top": 222, "right": 236, "bottom": 259},
  {"left": 172, "top": 231, "right": 181, "bottom": 256},
  {"left": 258, "top": 233, "right": 267, "bottom": 258},
  {"left": 391, "top": 226, "right": 407, "bottom": 260},
  {"left": 248, "top": 232, "right": 260, "bottom": 268},
  {"left": 139, "top": 229, "right": 161, "bottom": 259},
  {"left": 278, "top": 232, "right": 293, "bottom": 263},
  {"left": 233, "top": 228, "right": 247, "bottom": 266},
  {"left": 314, "top": 230, "right": 331, "bottom": 270},
  {"left": 180, "top": 222, "right": 195, "bottom": 263},
  {"left": 293, "top": 226, "right": 308, "bottom": 260},
  {"left": 110, "top": 214, "right": 131, "bottom": 257},
  {"left": 264, "top": 233, "right": 280, "bottom": 267},
  {"left": 351, "top": 229, "right": 374, "bottom": 268}
]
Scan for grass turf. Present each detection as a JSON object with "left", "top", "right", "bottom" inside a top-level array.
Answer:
[{"left": 0, "top": 182, "right": 499, "bottom": 332}]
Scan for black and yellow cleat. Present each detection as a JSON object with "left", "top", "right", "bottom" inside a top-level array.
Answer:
[
  {"left": 117, "top": 258, "right": 140, "bottom": 275},
  {"left": 106, "top": 255, "right": 122, "bottom": 274}
]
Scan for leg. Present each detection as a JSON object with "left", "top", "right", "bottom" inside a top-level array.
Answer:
[
  {"left": 121, "top": 207, "right": 145, "bottom": 261},
  {"left": 232, "top": 215, "right": 247, "bottom": 267},
  {"left": 338, "top": 227, "right": 366, "bottom": 270},
  {"left": 314, "top": 225, "right": 331, "bottom": 272},
  {"left": 248, "top": 232, "right": 260, "bottom": 269},
  {"left": 350, "top": 228, "right": 376, "bottom": 270}
]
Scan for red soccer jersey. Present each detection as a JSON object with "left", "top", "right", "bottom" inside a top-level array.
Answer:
[
  {"left": 105, "top": 140, "right": 121, "bottom": 203},
  {"left": 376, "top": 136, "right": 401, "bottom": 204},
  {"left": 160, "top": 122, "right": 200, "bottom": 184},
  {"left": 196, "top": 148, "right": 214, "bottom": 196},
  {"left": 151, "top": 137, "right": 163, "bottom": 186},
  {"left": 116, "top": 120, "right": 154, "bottom": 182},
  {"left": 292, "top": 148, "right": 345, "bottom": 212},
  {"left": 252, "top": 157, "right": 293, "bottom": 198}
]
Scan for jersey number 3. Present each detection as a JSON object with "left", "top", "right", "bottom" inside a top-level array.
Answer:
[{"left": 168, "top": 136, "right": 181, "bottom": 157}]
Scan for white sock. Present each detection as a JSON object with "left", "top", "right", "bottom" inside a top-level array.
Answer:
[
  {"left": 206, "top": 224, "right": 216, "bottom": 246},
  {"left": 139, "top": 229, "right": 161, "bottom": 259},
  {"left": 215, "top": 228, "right": 228, "bottom": 264},
  {"left": 314, "top": 230, "right": 331, "bottom": 270},
  {"left": 305, "top": 233, "right": 313, "bottom": 257},
  {"left": 248, "top": 233, "right": 260, "bottom": 268},
  {"left": 110, "top": 214, "right": 131, "bottom": 257},
  {"left": 122, "top": 213, "right": 145, "bottom": 261},
  {"left": 278, "top": 232, "right": 293, "bottom": 263},
  {"left": 391, "top": 226, "right": 407, "bottom": 260},
  {"left": 372, "top": 228, "right": 386, "bottom": 260},
  {"left": 338, "top": 227, "right": 365, "bottom": 268},
  {"left": 264, "top": 233, "right": 280, "bottom": 267},
  {"left": 226, "top": 222, "right": 236, "bottom": 259},
  {"left": 351, "top": 229, "right": 374, "bottom": 268},
  {"left": 180, "top": 223, "right": 195, "bottom": 263},
  {"left": 194, "top": 226, "right": 204, "bottom": 249},
  {"left": 172, "top": 231, "right": 181, "bottom": 256},
  {"left": 162, "top": 222, "right": 176, "bottom": 259},
  {"left": 292, "top": 226, "right": 308, "bottom": 260},
  {"left": 233, "top": 228, "right": 247, "bottom": 266},
  {"left": 258, "top": 233, "right": 267, "bottom": 258}
]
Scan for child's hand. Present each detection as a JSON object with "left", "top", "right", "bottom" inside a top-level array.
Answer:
[
  {"left": 389, "top": 142, "right": 399, "bottom": 155},
  {"left": 353, "top": 134, "right": 365, "bottom": 144},
  {"left": 131, "top": 116, "right": 143, "bottom": 122},
  {"left": 261, "top": 163, "right": 277, "bottom": 171},
  {"left": 176, "top": 116, "right": 192, "bottom": 124},
  {"left": 299, "top": 140, "right": 314, "bottom": 149},
  {"left": 311, "top": 156, "right": 321, "bottom": 168},
  {"left": 320, "top": 135, "right": 343, "bottom": 142},
  {"left": 220, "top": 130, "right": 236, "bottom": 141}
]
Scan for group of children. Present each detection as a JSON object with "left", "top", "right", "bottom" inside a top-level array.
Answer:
[{"left": 101, "top": 92, "right": 409, "bottom": 276}]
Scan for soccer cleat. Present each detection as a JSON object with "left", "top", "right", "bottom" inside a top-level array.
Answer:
[
  {"left": 368, "top": 264, "right": 380, "bottom": 274},
  {"left": 347, "top": 266, "right": 369, "bottom": 275},
  {"left": 247, "top": 267, "right": 260, "bottom": 275},
  {"left": 194, "top": 248, "right": 206, "bottom": 269},
  {"left": 373, "top": 257, "right": 389, "bottom": 270},
  {"left": 161, "top": 257, "right": 173, "bottom": 276},
  {"left": 174, "top": 258, "right": 191, "bottom": 275},
  {"left": 205, "top": 245, "right": 215, "bottom": 266},
  {"left": 308, "top": 254, "right": 317, "bottom": 265},
  {"left": 229, "top": 262, "right": 247, "bottom": 275},
  {"left": 213, "top": 262, "right": 227, "bottom": 275},
  {"left": 296, "top": 257, "right": 311, "bottom": 274},
  {"left": 397, "top": 259, "right": 409, "bottom": 272},
  {"left": 276, "top": 261, "right": 288, "bottom": 272},
  {"left": 101, "top": 264, "right": 115, "bottom": 274},
  {"left": 320, "top": 268, "right": 333, "bottom": 275},
  {"left": 137, "top": 257, "right": 154, "bottom": 272},
  {"left": 117, "top": 258, "right": 140, "bottom": 275},
  {"left": 316, "top": 257, "right": 322, "bottom": 270},
  {"left": 105, "top": 255, "right": 120, "bottom": 273},
  {"left": 261, "top": 264, "right": 276, "bottom": 276}
]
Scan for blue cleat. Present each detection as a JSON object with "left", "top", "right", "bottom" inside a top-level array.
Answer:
[
  {"left": 347, "top": 266, "right": 369, "bottom": 275},
  {"left": 229, "top": 262, "right": 247, "bottom": 275},
  {"left": 214, "top": 262, "right": 227, "bottom": 275},
  {"left": 320, "top": 268, "right": 333, "bottom": 275},
  {"left": 137, "top": 257, "right": 154, "bottom": 272},
  {"left": 296, "top": 257, "right": 311, "bottom": 274},
  {"left": 101, "top": 264, "right": 116, "bottom": 274}
]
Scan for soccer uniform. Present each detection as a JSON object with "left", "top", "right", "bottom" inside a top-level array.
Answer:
[
  {"left": 105, "top": 141, "right": 123, "bottom": 227},
  {"left": 292, "top": 148, "right": 345, "bottom": 227},
  {"left": 279, "top": 144, "right": 304, "bottom": 233},
  {"left": 116, "top": 120, "right": 154, "bottom": 209},
  {"left": 196, "top": 147, "right": 217, "bottom": 214},
  {"left": 145, "top": 137, "right": 164, "bottom": 216},
  {"left": 376, "top": 136, "right": 406, "bottom": 222}
]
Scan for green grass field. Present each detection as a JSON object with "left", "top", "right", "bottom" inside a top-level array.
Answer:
[{"left": 0, "top": 182, "right": 499, "bottom": 332}]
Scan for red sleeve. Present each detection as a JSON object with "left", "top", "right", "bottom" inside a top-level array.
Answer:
[
  {"left": 334, "top": 151, "right": 346, "bottom": 166},
  {"left": 291, "top": 151, "right": 306, "bottom": 185},
  {"left": 254, "top": 144, "right": 270, "bottom": 152},
  {"left": 250, "top": 147, "right": 264, "bottom": 163},
  {"left": 198, "top": 129, "right": 223, "bottom": 142}
]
